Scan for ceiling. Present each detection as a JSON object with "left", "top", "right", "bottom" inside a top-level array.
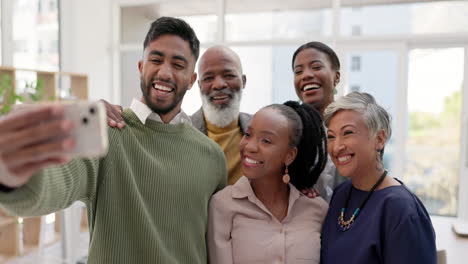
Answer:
[{"left": 121, "top": 0, "right": 454, "bottom": 18}]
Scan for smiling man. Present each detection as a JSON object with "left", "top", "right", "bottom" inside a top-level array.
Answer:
[
  {"left": 191, "top": 46, "right": 251, "bottom": 184},
  {"left": 102, "top": 45, "right": 250, "bottom": 185},
  {"left": 0, "top": 17, "right": 226, "bottom": 263}
]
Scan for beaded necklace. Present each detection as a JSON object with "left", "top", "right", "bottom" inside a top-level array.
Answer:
[{"left": 337, "top": 170, "right": 387, "bottom": 231}]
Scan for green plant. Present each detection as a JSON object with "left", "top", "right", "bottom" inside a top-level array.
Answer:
[
  {"left": 25, "top": 78, "right": 45, "bottom": 102},
  {"left": 0, "top": 74, "right": 23, "bottom": 114},
  {"left": 0, "top": 74, "right": 48, "bottom": 115}
]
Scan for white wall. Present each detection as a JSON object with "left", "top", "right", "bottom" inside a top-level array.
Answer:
[{"left": 60, "top": 0, "right": 113, "bottom": 101}]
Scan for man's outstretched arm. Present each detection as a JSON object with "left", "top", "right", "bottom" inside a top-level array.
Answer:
[{"left": 0, "top": 105, "right": 100, "bottom": 216}]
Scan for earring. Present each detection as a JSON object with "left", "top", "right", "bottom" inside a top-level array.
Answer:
[
  {"left": 282, "top": 165, "right": 290, "bottom": 184},
  {"left": 376, "top": 149, "right": 383, "bottom": 171}
]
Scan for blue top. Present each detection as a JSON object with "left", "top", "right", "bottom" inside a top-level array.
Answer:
[{"left": 321, "top": 179, "right": 436, "bottom": 264}]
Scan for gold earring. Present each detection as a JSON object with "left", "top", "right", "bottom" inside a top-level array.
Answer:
[
  {"left": 282, "top": 165, "right": 290, "bottom": 184},
  {"left": 376, "top": 149, "right": 383, "bottom": 171}
]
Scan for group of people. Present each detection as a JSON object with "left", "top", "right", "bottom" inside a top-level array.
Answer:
[{"left": 0, "top": 16, "right": 437, "bottom": 263}]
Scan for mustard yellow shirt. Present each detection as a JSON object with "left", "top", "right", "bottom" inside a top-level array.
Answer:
[{"left": 206, "top": 118, "right": 243, "bottom": 185}]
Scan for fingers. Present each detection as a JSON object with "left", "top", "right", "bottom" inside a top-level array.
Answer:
[
  {"left": 301, "top": 187, "right": 320, "bottom": 198},
  {"left": 8, "top": 157, "right": 70, "bottom": 185},
  {"left": 3, "top": 138, "right": 75, "bottom": 168},
  {"left": 310, "top": 189, "right": 320, "bottom": 198},
  {"left": 106, "top": 111, "right": 126, "bottom": 129},
  {"left": 0, "top": 105, "right": 64, "bottom": 132},
  {"left": 0, "top": 119, "right": 74, "bottom": 153},
  {"left": 0, "top": 105, "right": 73, "bottom": 187},
  {"left": 110, "top": 104, "right": 125, "bottom": 128},
  {"left": 107, "top": 118, "right": 118, "bottom": 127},
  {"left": 116, "top": 104, "right": 123, "bottom": 112},
  {"left": 100, "top": 99, "right": 125, "bottom": 129}
]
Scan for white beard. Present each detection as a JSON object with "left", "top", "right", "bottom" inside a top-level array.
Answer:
[{"left": 201, "top": 90, "right": 242, "bottom": 128}]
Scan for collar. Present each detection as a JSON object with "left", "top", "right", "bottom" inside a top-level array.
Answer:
[
  {"left": 232, "top": 176, "right": 302, "bottom": 213},
  {"left": 130, "top": 98, "right": 192, "bottom": 125}
]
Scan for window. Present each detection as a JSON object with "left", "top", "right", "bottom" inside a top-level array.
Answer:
[
  {"left": 226, "top": 0, "right": 332, "bottom": 41},
  {"left": 350, "top": 85, "right": 360, "bottom": 92},
  {"left": 344, "top": 50, "right": 399, "bottom": 172},
  {"left": 405, "top": 48, "right": 464, "bottom": 216},
  {"left": 351, "top": 56, "right": 361, "bottom": 71},
  {"left": 341, "top": 0, "right": 468, "bottom": 36},
  {"left": 13, "top": 0, "right": 59, "bottom": 71},
  {"left": 120, "top": 2, "right": 217, "bottom": 44},
  {"left": 178, "top": 15, "right": 217, "bottom": 43},
  {"left": 351, "top": 25, "right": 361, "bottom": 36}
]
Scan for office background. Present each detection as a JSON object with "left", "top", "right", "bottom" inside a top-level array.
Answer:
[{"left": 0, "top": 0, "right": 467, "bottom": 263}]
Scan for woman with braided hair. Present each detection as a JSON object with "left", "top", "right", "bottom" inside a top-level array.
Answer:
[{"left": 207, "top": 101, "right": 328, "bottom": 263}]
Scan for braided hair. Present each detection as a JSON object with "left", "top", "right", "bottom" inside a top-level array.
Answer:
[{"left": 266, "top": 101, "right": 328, "bottom": 190}]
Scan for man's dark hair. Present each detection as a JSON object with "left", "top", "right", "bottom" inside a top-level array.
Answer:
[
  {"left": 143, "top": 16, "right": 200, "bottom": 60},
  {"left": 266, "top": 101, "right": 328, "bottom": 190},
  {"left": 291, "top": 41, "right": 340, "bottom": 71}
]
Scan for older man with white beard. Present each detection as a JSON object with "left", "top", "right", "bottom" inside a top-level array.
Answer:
[
  {"left": 191, "top": 46, "right": 251, "bottom": 185},
  {"left": 103, "top": 46, "right": 251, "bottom": 185}
]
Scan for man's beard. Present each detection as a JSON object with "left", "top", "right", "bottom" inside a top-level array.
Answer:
[
  {"left": 140, "top": 78, "right": 187, "bottom": 115},
  {"left": 201, "top": 89, "right": 242, "bottom": 128}
]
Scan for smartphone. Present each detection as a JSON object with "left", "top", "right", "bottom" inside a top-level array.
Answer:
[
  {"left": 15, "top": 101, "right": 109, "bottom": 158},
  {"left": 62, "top": 101, "right": 109, "bottom": 158}
]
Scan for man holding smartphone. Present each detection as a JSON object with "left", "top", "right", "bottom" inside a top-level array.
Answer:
[{"left": 0, "top": 17, "right": 226, "bottom": 263}]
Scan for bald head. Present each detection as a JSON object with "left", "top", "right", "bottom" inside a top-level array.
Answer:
[
  {"left": 198, "top": 45, "right": 246, "bottom": 108},
  {"left": 198, "top": 45, "right": 243, "bottom": 74},
  {"left": 198, "top": 45, "right": 246, "bottom": 126}
]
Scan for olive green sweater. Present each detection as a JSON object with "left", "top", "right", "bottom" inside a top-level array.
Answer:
[{"left": 0, "top": 109, "right": 227, "bottom": 263}]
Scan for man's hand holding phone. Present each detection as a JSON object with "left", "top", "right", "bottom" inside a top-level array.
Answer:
[
  {"left": 0, "top": 101, "right": 108, "bottom": 188},
  {"left": 0, "top": 105, "right": 74, "bottom": 188}
]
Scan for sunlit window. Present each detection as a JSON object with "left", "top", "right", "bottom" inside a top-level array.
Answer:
[
  {"left": 13, "top": 0, "right": 59, "bottom": 71},
  {"left": 405, "top": 48, "right": 464, "bottom": 216},
  {"left": 340, "top": 0, "right": 468, "bottom": 36}
]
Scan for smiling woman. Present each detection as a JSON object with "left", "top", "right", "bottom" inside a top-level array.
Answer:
[
  {"left": 292, "top": 41, "right": 341, "bottom": 115},
  {"left": 207, "top": 101, "right": 328, "bottom": 264},
  {"left": 320, "top": 92, "right": 437, "bottom": 264}
]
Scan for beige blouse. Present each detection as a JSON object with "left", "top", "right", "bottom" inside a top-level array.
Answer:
[{"left": 208, "top": 176, "right": 328, "bottom": 264}]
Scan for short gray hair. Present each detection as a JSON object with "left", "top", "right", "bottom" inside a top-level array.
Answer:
[{"left": 323, "top": 92, "right": 392, "bottom": 143}]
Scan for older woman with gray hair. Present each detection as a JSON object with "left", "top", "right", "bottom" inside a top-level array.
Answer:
[{"left": 320, "top": 92, "right": 436, "bottom": 264}]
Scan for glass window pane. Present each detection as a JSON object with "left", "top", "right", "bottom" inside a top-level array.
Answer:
[
  {"left": 121, "top": 1, "right": 217, "bottom": 44},
  {"left": 120, "top": 50, "right": 142, "bottom": 108},
  {"left": 226, "top": 0, "right": 331, "bottom": 41},
  {"left": 405, "top": 48, "right": 463, "bottom": 216},
  {"left": 340, "top": 0, "right": 468, "bottom": 36},
  {"left": 160, "top": 0, "right": 217, "bottom": 43},
  {"left": 13, "top": 0, "right": 59, "bottom": 71},
  {"left": 178, "top": 15, "right": 217, "bottom": 43},
  {"left": 272, "top": 45, "right": 297, "bottom": 104},
  {"left": 230, "top": 46, "right": 273, "bottom": 114},
  {"left": 120, "top": 5, "right": 156, "bottom": 45},
  {"left": 226, "top": 10, "right": 332, "bottom": 42},
  {"left": 182, "top": 47, "right": 207, "bottom": 115},
  {"left": 344, "top": 50, "right": 399, "bottom": 172}
]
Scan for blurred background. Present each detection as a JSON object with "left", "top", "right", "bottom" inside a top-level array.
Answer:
[{"left": 1, "top": 0, "right": 467, "bottom": 263}]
